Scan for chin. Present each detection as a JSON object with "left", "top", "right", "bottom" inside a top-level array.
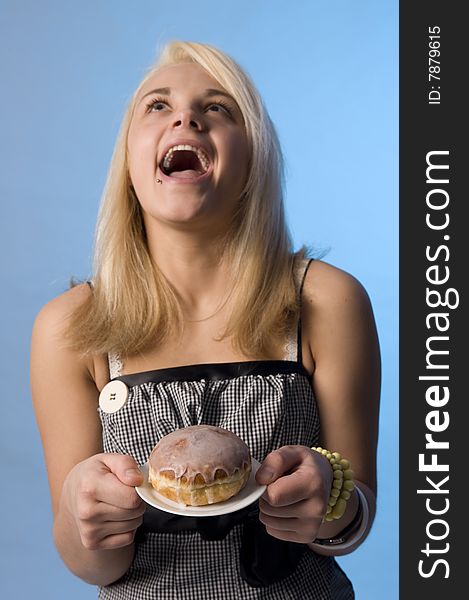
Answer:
[{"left": 140, "top": 187, "right": 236, "bottom": 230}]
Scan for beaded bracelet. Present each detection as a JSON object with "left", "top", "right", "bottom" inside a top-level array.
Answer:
[
  {"left": 314, "top": 491, "right": 363, "bottom": 545},
  {"left": 311, "top": 487, "right": 369, "bottom": 551},
  {"left": 311, "top": 447, "right": 355, "bottom": 522}
]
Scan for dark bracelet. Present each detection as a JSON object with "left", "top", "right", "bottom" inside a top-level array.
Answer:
[{"left": 313, "top": 491, "right": 363, "bottom": 546}]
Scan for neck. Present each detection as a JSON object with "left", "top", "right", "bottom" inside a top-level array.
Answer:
[{"left": 144, "top": 220, "right": 233, "bottom": 316}]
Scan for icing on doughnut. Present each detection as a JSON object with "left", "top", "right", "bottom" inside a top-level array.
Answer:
[{"left": 148, "top": 425, "right": 252, "bottom": 506}]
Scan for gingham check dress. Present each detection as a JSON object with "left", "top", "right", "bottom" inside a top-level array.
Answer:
[{"left": 98, "top": 259, "right": 354, "bottom": 599}]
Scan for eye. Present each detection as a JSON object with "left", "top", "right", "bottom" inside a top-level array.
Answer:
[
  {"left": 206, "top": 100, "right": 232, "bottom": 115},
  {"left": 145, "top": 97, "right": 168, "bottom": 112}
]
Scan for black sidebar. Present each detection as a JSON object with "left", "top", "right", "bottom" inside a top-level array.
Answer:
[{"left": 400, "top": 3, "right": 466, "bottom": 598}]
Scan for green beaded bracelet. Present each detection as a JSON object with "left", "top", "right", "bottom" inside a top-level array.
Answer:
[{"left": 311, "top": 447, "right": 355, "bottom": 522}]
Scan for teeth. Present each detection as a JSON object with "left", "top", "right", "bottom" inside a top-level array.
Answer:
[{"left": 162, "top": 144, "right": 210, "bottom": 173}]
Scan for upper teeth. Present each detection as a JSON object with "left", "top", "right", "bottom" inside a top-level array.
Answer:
[{"left": 162, "top": 144, "right": 210, "bottom": 172}]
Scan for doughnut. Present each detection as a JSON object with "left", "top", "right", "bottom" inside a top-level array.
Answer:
[{"left": 148, "top": 425, "right": 252, "bottom": 506}]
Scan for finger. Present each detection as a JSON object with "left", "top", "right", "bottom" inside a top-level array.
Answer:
[
  {"left": 101, "top": 515, "right": 144, "bottom": 535},
  {"left": 79, "top": 469, "right": 144, "bottom": 511},
  {"left": 259, "top": 511, "right": 321, "bottom": 538},
  {"left": 81, "top": 514, "right": 144, "bottom": 550},
  {"left": 97, "top": 531, "right": 139, "bottom": 550},
  {"left": 82, "top": 524, "right": 141, "bottom": 551},
  {"left": 97, "top": 472, "right": 144, "bottom": 510},
  {"left": 97, "top": 453, "right": 144, "bottom": 487},
  {"left": 256, "top": 446, "right": 310, "bottom": 485},
  {"left": 259, "top": 496, "right": 313, "bottom": 519},
  {"left": 80, "top": 500, "right": 146, "bottom": 523},
  {"left": 259, "top": 512, "right": 300, "bottom": 532},
  {"left": 99, "top": 501, "right": 146, "bottom": 521},
  {"left": 264, "top": 526, "right": 310, "bottom": 544},
  {"left": 261, "top": 470, "right": 315, "bottom": 507}
]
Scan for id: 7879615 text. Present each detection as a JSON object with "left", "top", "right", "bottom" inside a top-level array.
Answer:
[{"left": 428, "top": 26, "right": 441, "bottom": 105}]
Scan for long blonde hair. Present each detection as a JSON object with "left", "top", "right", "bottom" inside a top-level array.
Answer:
[{"left": 66, "top": 40, "right": 308, "bottom": 358}]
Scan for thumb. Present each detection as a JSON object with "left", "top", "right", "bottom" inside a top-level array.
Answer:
[
  {"left": 98, "top": 453, "right": 144, "bottom": 487},
  {"left": 256, "top": 446, "right": 304, "bottom": 485}
]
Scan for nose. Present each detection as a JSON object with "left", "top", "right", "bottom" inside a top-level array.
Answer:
[{"left": 172, "top": 108, "right": 204, "bottom": 131}]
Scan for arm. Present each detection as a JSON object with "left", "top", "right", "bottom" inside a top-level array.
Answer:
[
  {"left": 31, "top": 285, "right": 145, "bottom": 585},
  {"left": 257, "top": 261, "right": 381, "bottom": 556},
  {"left": 306, "top": 261, "right": 380, "bottom": 553}
]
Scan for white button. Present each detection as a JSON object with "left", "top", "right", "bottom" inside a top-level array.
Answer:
[{"left": 99, "top": 380, "right": 129, "bottom": 414}]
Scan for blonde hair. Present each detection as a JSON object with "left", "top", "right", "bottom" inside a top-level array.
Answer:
[{"left": 66, "top": 40, "right": 308, "bottom": 358}]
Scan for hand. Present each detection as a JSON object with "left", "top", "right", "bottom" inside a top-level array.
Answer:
[
  {"left": 61, "top": 453, "right": 146, "bottom": 551},
  {"left": 255, "top": 445, "right": 333, "bottom": 543}
]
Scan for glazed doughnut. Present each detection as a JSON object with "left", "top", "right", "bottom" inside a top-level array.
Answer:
[{"left": 148, "top": 425, "right": 252, "bottom": 506}]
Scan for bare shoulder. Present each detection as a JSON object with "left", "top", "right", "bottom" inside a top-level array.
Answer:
[
  {"left": 302, "top": 259, "right": 372, "bottom": 313},
  {"left": 33, "top": 283, "right": 91, "bottom": 333},
  {"left": 31, "top": 283, "right": 93, "bottom": 373},
  {"left": 301, "top": 260, "right": 378, "bottom": 364}
]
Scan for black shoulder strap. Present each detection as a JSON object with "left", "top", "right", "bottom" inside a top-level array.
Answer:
[{"left": 296, "top": 259, "right": 314, "bottom": 365}]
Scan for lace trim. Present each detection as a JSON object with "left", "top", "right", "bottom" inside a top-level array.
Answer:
[
  {"left": 108, "top": 352, "right": 123, "bottom": 379},
  {"left": 283, "top": 338, "right": 297, "bottom": 362}
]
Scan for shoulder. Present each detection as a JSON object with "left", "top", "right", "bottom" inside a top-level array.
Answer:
[
  {"left": 302, "top": 259, "right": 372, "bottom": 313},
  {"left": 301, "top": 260, "right": 378, "bottom": 361},
  {"left": 32, "top": 283, "right": 92, "bottom": 338},
  {"left": 31, "top": 284, "right": 94, "bottom": 375},
  {"left": 31, "top": 284, "right": 110, "bottom": 388}
]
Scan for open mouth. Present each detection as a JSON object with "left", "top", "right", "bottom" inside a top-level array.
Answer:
[{"left": 159, "top": 144, "right": 211, "bottom": 180}]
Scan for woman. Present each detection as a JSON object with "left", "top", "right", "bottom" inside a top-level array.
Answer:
[{"left": 31, "top": 41, "right": 380, "bottom": 599}]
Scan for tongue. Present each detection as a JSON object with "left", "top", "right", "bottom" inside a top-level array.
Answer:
[{"left": 169, "top": 169, "right": 201, "bottom": 179}]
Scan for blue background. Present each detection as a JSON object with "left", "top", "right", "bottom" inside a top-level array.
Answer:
[{"left": 0, "top": 1, "right": 398, "bottom": 598}]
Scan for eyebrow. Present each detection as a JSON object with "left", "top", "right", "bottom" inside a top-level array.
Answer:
[{"left": 139, "top": 87, "right": 236, "bottom": 104}]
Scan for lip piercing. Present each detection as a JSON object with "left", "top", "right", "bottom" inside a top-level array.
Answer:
[{"left": 156, "top": 178, "right": 163, "bottom": 184}]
